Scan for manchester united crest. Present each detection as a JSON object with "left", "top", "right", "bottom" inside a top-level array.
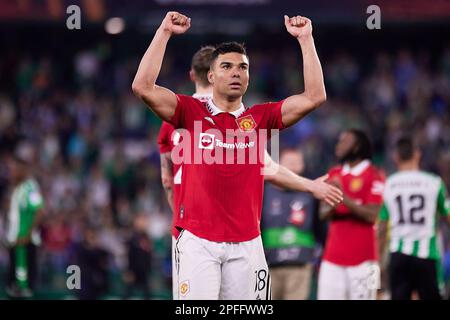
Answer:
[
  {"left": 350, "top": 178, "right": 363, "bottom": 192},
  {"left": 236, "top": 115, "right": 257, "bottom": 132},
  {"left": 180, "top": 280, "right": 190, "bottom": 297}
]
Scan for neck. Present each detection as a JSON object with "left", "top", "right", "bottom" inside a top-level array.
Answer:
[
  {"left": 195, "top": 84, "right": 212, "bottom": 96},
  {"left": 398, "top": 160, "right": 419, "bottom": 171},
  {"left": 212, "top": 91, "right": 243, "bottom": 113},
  {"left": 12, "top": 176, "right": 27, "bottom": 187},
  {"left": 346, "top": 158, "right": 364, "bottom": 168}
]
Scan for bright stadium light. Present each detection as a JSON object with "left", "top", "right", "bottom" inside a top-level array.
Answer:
[{"left": 105, "top": 17, "right": 125, "bottom": 35}]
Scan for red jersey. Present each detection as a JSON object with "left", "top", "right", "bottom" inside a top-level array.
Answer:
[
  {"left": 322, "top": 160, "right": 385, "bottom": 266},
  {"left": 168, "top": 94, "right": 285, "bottom": 242},
  {"left": 157, "top": 94, "right": 211, "bottom": 238}
]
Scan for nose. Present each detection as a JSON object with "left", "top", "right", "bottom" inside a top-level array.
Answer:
[{"left": 231, "top": 67, "right": 240, "bottom": 78}]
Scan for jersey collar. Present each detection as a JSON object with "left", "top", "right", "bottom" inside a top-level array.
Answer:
[
  {"left": 342, "top": 159, "right": 371, "bottom": 176},
  {"left": 192, "top": 93, "right": 212, "bottom": 102},
  {"left": 206, "top": 99, "right": 246, "bottom": 118}
]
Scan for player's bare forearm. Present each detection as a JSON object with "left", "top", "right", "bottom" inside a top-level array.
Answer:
[
  {"left": 160, "top": 153, "right": 174, "bottom": 211},
  {"left": 266, "top": 169, "right": 342, "bottom": 207},
  {"left": 299, "top": 36, "right": 326, "bottom": 105},
  {"left": 319, "top": 202, "right": 334, "bottom": 220},
  {"left": 344, "top": 197, "right": 380, "bottom": 224},
  {"left": 377, "top": 219, "right": 389, "bottom": 294},
  {"left": 264, "top": 152, "right": 342, "bottom": 206},
  {"left": 132, "top": 28, "right": 176, "bottom": 120},
  {"left": 132, "top": 27, "right": 171, "bottom": 93},
  {"left": 281, "top": 16, "right": 326, "bottom": 127},
  {"left": 377, "top": 220, "right": 388, "bottom": 266},
  {"left": 265, "top": 162, "right": 310, "bottom": 192},
  {"left": 132, "top": 12, "right": 190, "bottom": 121},
  {"left": 164, "top": 186, "right": 174, "bottom": 212}
]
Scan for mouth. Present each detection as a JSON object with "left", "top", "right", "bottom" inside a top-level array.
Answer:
[{"left": 229, "top": 82, "right": 242, "bottom": 89}]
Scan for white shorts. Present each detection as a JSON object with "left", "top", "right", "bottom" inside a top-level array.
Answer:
[
  {"left": 171, "top": 236, "right": 178, "bottom": 300},
  {"left": 318, "top": 260, "right": 380, "bottom": 300},
  {"left": 173, "top": 229, "right": 271, "bottom": 300}
]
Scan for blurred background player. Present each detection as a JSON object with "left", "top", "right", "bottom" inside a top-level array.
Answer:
[
  {"left": 4, "top": 142, "right": 44, "bottom": 298},
  {"left": 261, "top": 149, "right": 327, "bottom": 300},
  {"left": 318, "top": 129, "right": 385, "bottom": 300},
  {"left": 159, "top": 45, "right": 215, "bottom": 212},
  {"left": 158, "top": 45, "right": 215, "bottom": 300},
  {"left": 158, "top": 45, "right": 342, "bottom": 299},
  {"left": 378, "top": 136, "right": 450, "bottom": 300}
]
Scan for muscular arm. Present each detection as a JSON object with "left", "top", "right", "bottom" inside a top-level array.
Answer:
[
  {"left": 377, "top": 219, "right": 389, "bottom": 294},
  {"left": 343, "top": 197, "right": 381, "bottom": 224},
  {"left": 160, "top": 153, "right": 174, "bottom": 212},
  {"left": 263, "top": 151, "right": 342, "bottom": 207},
  {"left": 319, "top": 200, "right": 380, "bottom": 225},
  {"left": 319, "top": 202, "right": 334, "bottom": 221},
  {"left": 377, "top": 220, "right": 388, "bottom": 264},
  {"left": 132, "top": 12, "right": 190, "bottom": 121},
  {"left": 281, "top": 16, "right": 326, "bottom": 127}
]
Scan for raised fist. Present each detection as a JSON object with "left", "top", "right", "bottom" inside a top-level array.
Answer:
[
  {"left": 284, "top": 15, "right": 312, "bottom": 40},
  {"left": 161, "top": 11, "right": 191, "bottom": 35}
]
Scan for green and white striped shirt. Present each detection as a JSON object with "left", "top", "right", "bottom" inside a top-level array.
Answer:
[
  {"left": 6, "top": 178, "right": 44, "bottom": 245},
  {"left": 380, "top": 170, "right": 450, "bottom": 260}
]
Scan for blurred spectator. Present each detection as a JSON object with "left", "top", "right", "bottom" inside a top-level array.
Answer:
[
  {"left": 41, "top": 214, "right": 72, "bottom": 273},
  {"left": 71, "top": 226, "right": 110, "bottom": 300},
  {"left": 123, "top": 214, "right": 153, "bottom": 300}
]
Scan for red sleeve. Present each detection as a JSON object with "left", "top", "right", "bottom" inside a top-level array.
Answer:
[
  {"left": 366, "top": 168, "right": 386, "bottom": 205},
  {"left": 327, "top": 167, "right": 341, "bottom": 180},
  {"left": 259, "top": 100, "right": 286, "bottom": 131},
  {"left": 167, "top": 94, "right": 193, "bottom": 129},
  {"left": 157, "top": 122, "right": 174, "bottom": 154}
]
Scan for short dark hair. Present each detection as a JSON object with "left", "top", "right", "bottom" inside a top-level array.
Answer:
[
  {"left": 395, "top": 135, "right": 416, "bottom": 161},
  {"left": 211, "top": 42, "right": 247, "bottom": 66},
  {"left": 191, "top": 45, "right": 215, "bottom": 87},
  {"left": 345, "top": 128, "right": 373, "bottom": 160}
]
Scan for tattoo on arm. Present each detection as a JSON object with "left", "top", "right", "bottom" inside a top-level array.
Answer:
[{"left": 160, "top": 153, "right": 174, "bottom": 211}]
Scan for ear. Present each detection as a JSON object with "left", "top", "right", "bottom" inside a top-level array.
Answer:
[
  {"left": 393, "top": 151, "right": 399, "bottom": 165},
  {"left": 207, "top": 69, "right": 214, "bottom": 85},
  {"left": 351, "top": 142, "right": 360, "bottom": 156},
  {"left": 189, "top": 69, "right": 195, "bottom": 83},
  {"left": 414, "top": 149, "right": 422, "bottom": 162}
]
